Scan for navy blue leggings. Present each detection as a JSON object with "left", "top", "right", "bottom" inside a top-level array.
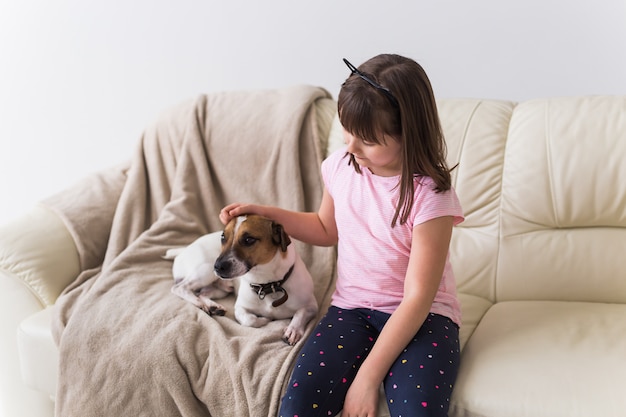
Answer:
[{"left": 279, "top": 306, "right": 460, "bottom": 417}]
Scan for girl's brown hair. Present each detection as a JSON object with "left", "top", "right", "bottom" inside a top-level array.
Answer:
[{"left": 338, "top": 54, "right": 453, "bottom": 227}]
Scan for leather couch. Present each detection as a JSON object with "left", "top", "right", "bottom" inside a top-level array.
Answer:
[{"left": 1, "top": 94, "right": 625, "bottom": 417}]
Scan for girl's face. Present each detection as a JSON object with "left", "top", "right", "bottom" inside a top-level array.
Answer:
[{"left": 343, "top": 128, "right": 402, "bottom": 177}]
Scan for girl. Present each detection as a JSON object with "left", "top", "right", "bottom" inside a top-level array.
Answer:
[{"left": 220, "top": 54, "right": 463, "bottom": 417}]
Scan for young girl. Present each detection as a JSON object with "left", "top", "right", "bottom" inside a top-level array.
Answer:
[{"left": 220, "top": 54, "right": 463, "bottom": 417}]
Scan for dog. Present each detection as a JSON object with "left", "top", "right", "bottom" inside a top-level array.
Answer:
[{"left": 164, "top": 214, "right": 318, "bottom": 345}]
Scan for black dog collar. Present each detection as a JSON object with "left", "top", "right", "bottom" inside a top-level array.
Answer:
[{"left": 249, "top": 264, "right": 295, "bottom": 307}]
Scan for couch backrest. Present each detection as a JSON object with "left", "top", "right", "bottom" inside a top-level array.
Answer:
[
  {"left": 439, "top": 96, "right": 626, "bottom": 306},
  {"left": 438, "top": 99, "right": 514, "bottom": 305},
  {"left": 497, "top": 97, "right": 626, "bottom": 303}
]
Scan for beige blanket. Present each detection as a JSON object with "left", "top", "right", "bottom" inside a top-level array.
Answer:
[{"left": 49, "top": 86, "right": 337, "bottom": 416}]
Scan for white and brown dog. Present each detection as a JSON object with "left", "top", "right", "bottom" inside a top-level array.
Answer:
[{"left": 165, "top": 214, "right": 318, "bottom": 345}]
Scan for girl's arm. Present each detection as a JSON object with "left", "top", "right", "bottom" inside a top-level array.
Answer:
[
  {"left": 219, "top": 188, "right": 338, "bottom": 247},
  {"left": 341, "top": 215, "right": 455, "bottom": 417}
]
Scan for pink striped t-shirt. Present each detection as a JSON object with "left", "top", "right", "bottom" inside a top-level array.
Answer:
[{"left": 321, "top": 147, "right": 464, "bottom": 326}]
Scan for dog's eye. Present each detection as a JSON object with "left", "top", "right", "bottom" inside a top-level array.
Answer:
[
  {"left": 220, "top": 232, "right": 226, "bottom": 244},
  {"left": 241, "top": 236, "right": 258, "bottom": 246}
]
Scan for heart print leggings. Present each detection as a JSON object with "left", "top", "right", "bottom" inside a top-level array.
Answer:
[{"left": 278, "top": 306, "right": 460, "bottom": 417}]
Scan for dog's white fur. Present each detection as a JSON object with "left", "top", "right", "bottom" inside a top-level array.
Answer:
[{"left": 164, "top": 215, "right": 318, "bottom": 345}]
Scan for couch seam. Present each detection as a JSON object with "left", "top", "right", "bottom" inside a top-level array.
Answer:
[
  {"left": 544, "top": 100, "right": 560, "bottom": 228},
  {"left": 494, "top": 101, "right": 516, "bottom": 304},
  {"left": 451, "top": 100, "right": 480, "bottom": 191}
]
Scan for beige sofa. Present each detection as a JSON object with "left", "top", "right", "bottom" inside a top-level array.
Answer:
[{"left": 1, "top": 93, "right": 625, "bottom": 417}]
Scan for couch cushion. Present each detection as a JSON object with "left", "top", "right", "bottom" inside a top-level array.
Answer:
[
  {"left": 457, "top": 292, "right": 493, "bottom": 350},
  {"left": 450, "top": 301, "right": 626, "bottom": 417},
  {"left": 498, "top": 96, "right": 626, "bottom": 303}
]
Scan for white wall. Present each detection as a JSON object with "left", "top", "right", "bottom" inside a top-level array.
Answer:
[{"left": 1, "top": 0, "right": 625, "bottom": 222}]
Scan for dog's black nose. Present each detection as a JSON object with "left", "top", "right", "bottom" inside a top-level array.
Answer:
[{"left": 214, "top": 258, "right": 232, "bottom": 276}]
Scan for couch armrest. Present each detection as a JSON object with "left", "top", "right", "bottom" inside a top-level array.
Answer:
[
  {"left": 0, "top": 205, "right": 80, "bottom": 306},
  {"left": 17, "top": 307, "right": 58, "bottom": 397},
  {"left": 0, "top": 205, "right": 79, "bottom": 417}
]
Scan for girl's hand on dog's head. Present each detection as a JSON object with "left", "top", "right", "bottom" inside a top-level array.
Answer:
[
  {"left": 219, "top": 203, "right": 257, "bottom": 225},
  {"left": 219, "top": 204, "right": 240, "bottom": 225},
  {"left": 220, "top": 203, "right": 273, "bottom": 225}
]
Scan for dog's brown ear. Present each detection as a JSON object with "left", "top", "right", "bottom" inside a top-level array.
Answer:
[{"left": 271, "top": 222, "right": 291, "bottom": 252}]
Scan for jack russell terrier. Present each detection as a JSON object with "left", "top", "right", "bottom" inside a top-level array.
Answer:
[{"left": 165, "top": 214, "right": 318, "bottom": 345}]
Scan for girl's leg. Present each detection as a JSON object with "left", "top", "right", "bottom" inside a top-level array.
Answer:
[
  {"left": 383, "top": 313, "right": 460, "bottom": 417},
  {"left": 278, "top": 306, "right": 377, "bottom": 417}
]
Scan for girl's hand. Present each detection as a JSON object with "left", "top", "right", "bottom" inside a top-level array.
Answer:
[
  {"left": 341, "top": 376, "right": 379, "bottom": 417},
  {"left": 219, "top": 203, "right": 262, "bottom": 225}
]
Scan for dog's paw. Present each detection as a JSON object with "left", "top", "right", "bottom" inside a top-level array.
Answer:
[
  {"left": 238, "top": 315, "right": 272, "bottom": 328},
  {"left": 197, "top": 296, "right": 226, "bottom": 316},
  {"left": 207, "top": 306, "right": 226, "bottom": 316},
  {"left": 199, "top": 303, "right": 226, "bottom": 316},
  {"left": 282, "top": 326, "right": 304, "bottom": 346}
]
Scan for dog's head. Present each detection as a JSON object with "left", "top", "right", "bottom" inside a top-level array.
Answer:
[{"left": 213, "top": 214, "right": 291, "bottom": 279}]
